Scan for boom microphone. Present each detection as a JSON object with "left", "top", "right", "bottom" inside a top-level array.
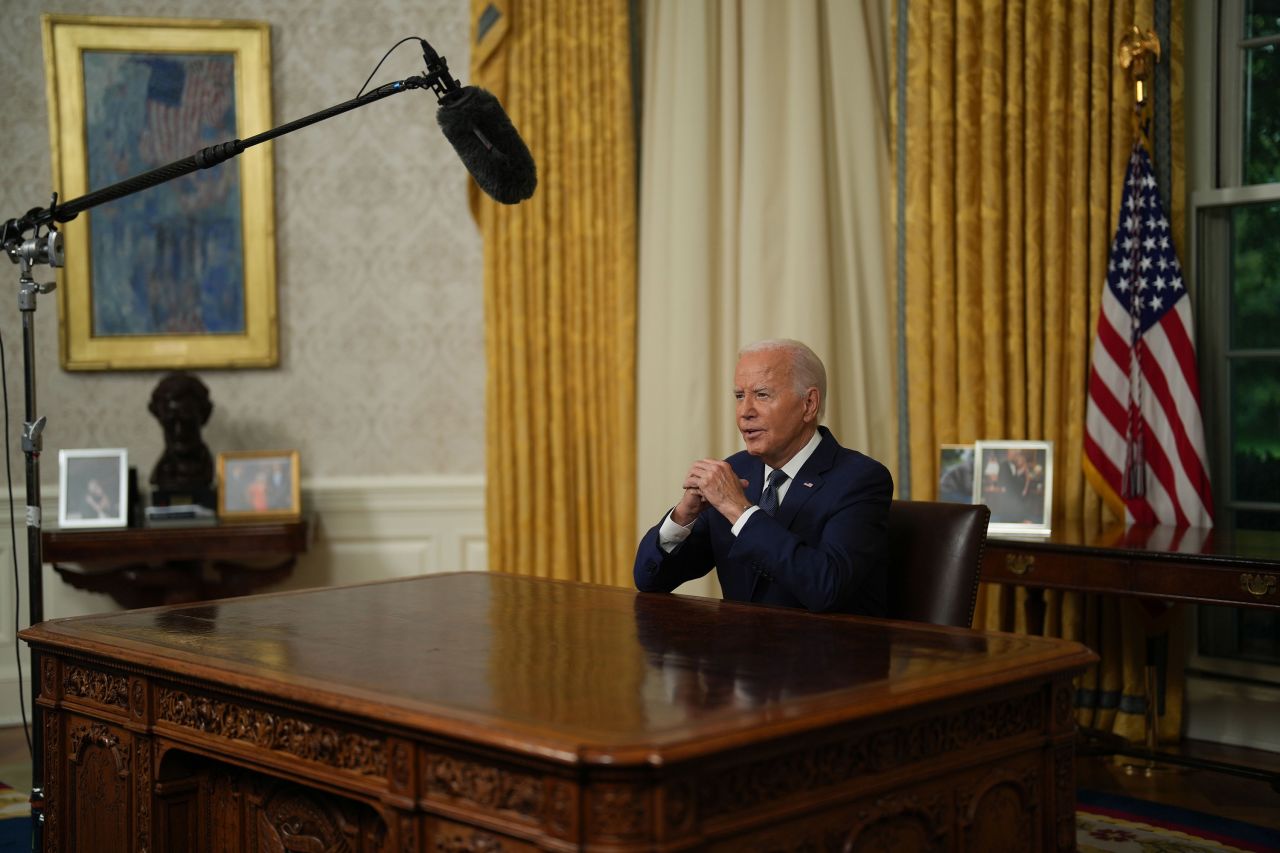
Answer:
[
  {"left": 437, "top": 87, "right": 537, "bottom": 205},
  {"left": 1, "top": 37, "right": 539, "bottom": 252}
]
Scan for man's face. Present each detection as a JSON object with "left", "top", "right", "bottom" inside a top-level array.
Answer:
[{"left": 734, "top": 349, "right": 819, "bottom": 469}]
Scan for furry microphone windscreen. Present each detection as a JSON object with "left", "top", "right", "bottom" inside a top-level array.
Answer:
[{"left": 437, "top": 87, "right": 537, "bottom": 204}]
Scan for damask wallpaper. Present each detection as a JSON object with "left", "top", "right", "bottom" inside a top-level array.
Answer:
[{"left": 0, "top": 0, "right": 484, "bottom": 480}]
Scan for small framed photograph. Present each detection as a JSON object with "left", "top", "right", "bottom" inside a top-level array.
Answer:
[
  {"left": 217, "top": 450, "right": 300, "bottom": 522},
  {"left": 59, "top": 448, "right": 129, "bottom": 528},
  {"left": 973, "top": 440, "right": 1054, "bottom": 536},
  {"left": 938, "top": 444, "right": 975, "bottom": 503}
]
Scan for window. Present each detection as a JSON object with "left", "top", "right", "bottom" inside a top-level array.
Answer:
[
  {"left": 1188, "top": 0, "right": 1280, "bottom": 689},
  {"left": 1193, "top": 0, "right": 1280, "bottom": 532}
]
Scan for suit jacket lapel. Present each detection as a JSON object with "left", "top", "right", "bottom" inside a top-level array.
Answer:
[{"left": 774, "top": 428, "right": 837, "bottom": 528}]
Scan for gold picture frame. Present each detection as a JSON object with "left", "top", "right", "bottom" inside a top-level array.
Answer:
[
  {"left": 42, "top": 15, "right": 277, "bottom": 370},
  {"left": 217, "top": 450, "right": 300, "bottom": 522}
]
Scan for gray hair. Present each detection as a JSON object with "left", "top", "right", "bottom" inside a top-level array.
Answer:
[{"left": 738, "top": 339, "right": 827, "bottom": 420}]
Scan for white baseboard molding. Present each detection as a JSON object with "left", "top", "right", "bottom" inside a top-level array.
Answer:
[{"left": 0, "top": 474, "right": 486, "bottom": 726}]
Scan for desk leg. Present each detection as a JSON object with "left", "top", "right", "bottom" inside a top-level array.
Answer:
[
  {"left": 1049, "top": 677, "right": 1078, "bottom": 853},
  {"left": 995, "top": 585, "right": 1047, "bottom": 634},
  {"left": 1025, "top": 587, "right": 1047, "bottom": 635}
]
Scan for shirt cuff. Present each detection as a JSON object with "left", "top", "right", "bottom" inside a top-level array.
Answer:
[
  {"left": 658, "top": 510, "right": 696, "bottom": 553},
  {"left": 731, "top": 505, "right": 759, "bottom": 536}
]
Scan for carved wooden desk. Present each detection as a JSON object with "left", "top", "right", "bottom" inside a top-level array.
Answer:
[
  {"left": 42, "top": 519, "right": 310, "bottom": 609},
  {"left": 21, "top": 572, "right": 1095, "bottom": 852},
  {"left": 982, "top": 523, "right": 1280, "bottom": 622}
]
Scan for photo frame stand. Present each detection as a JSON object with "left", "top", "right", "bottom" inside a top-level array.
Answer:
[{"left": 0, "top": 39, "right": 465, "bottom": 845}]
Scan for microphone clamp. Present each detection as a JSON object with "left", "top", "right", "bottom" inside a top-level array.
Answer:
[{"left": 417, "top": 38, "right": 462, "bottom": 102}]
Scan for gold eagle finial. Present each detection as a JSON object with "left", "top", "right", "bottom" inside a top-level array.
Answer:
[{"left": 1118, "top": 26, "right": 1161, "bottom": 107}]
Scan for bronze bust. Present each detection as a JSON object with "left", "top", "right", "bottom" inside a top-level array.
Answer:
[{"left": 149, "top": 371, "right": 214, "bottom": 493}]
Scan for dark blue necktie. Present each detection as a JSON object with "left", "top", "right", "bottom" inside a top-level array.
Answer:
[{"left": 758, "top": 469, "right": 789, "bottom": 515}]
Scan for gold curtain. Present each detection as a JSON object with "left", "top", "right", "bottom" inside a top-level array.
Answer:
[
  {"left": 900, "top": 0, "right": 1185, "bottom": 741},
  {"left": 470, "top": 0, "right": 638, "bottom": 585}
]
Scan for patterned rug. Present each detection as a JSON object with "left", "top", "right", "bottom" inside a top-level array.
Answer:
[
  {"left": 0, "top": 780, "right": 29, "bottom": 853},
  {"left": 0, "top": 782, "right": 25, "bottom": 820},
  {"left": 1078, "top": 790, "right": 1280, "bottom": 852}
]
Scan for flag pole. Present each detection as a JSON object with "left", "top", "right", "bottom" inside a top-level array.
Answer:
[
  {"left": 1115, "top": 27, "right": 1163, "bottom": 502},
  {"left": 1114, "top": 28, "right": 1185, "bottom": 772}
]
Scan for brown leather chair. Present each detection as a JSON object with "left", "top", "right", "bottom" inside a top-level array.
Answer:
[{"left": 886, "top": 499, "right": 991, "bottom": 628}]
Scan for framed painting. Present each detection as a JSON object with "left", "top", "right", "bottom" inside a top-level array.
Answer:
[
  {"left": 217, "top": 449, "right": 300, "bottom": 522},
  {"left": 42, "top": 15, "right": 277, "bottom": 370},
  {"left": 973, "top": 440, "right": 1054, "bottom": 536}
]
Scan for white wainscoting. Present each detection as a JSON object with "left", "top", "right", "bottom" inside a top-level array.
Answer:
[{"left": 0, "top": 475, "right": 485, "bottom": 726}]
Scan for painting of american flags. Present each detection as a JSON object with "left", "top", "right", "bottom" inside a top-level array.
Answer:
[
  {"left": 83, "top": 50, "right": 243, "bottom": 336},
  {"left": 1084, "top": 141, "right": 1214, "bottom": 528},
  {"left": 43, "top": 15, "right": 276, "bottom": 370}
]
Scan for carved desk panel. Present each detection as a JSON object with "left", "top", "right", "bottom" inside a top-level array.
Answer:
[{"left": 22, "top": 572, "right": 1095, "bottom": 852}]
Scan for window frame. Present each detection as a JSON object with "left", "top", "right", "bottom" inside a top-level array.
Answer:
[{"left": 1189, "top": 0, "right": 1280, "bottom": 525}]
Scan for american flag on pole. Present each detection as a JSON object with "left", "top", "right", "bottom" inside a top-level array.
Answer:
[{"left": 1084, "top": 141, "right": 1214, "bottom": 527}]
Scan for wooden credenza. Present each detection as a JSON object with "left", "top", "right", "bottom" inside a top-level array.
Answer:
[
  {"left": 21, "top": 572, "right": 1095, "bottom": 852},
  {"left": 982, "top": 522, "right": 1280, "bottom": 615},
  {"left": 42, "top": 519, "right": 309, "bottom": 608}
]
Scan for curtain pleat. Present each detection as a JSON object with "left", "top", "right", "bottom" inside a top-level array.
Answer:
[
  {"left": 471, "top": 0, "right": 637, "bottom": 585},
  {"left": 902, "top": 0, "right": 1187, "bottom": 741}
]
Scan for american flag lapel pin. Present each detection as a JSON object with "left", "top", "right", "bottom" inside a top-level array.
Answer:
[{"left": 803, "top": 482, "right": 814, "bottom": 488}]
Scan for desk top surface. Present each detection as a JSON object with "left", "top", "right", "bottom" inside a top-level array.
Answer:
[
  {"left": 22, "top": 572, "right": 1094, "bottom": 765},
  {"left": 988, "top": 521, "right": 1280, "bottom": 567}
]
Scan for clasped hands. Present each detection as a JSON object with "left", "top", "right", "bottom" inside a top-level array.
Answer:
[{"left": 672, "top": 459, "right": 751, "bottom": 526}]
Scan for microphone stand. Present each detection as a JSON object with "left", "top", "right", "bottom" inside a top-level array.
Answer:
[{"left": 1, "top": 42, "right": 459, "bottom": 851}]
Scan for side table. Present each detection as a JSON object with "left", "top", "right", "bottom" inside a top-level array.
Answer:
[{"left": 42, "top": 519, "right": 310, "bottom": 609}]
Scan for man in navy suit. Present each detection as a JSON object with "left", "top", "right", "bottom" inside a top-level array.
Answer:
[{"left": 634, "top": 339, "right": 893, "bottom": 615}]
